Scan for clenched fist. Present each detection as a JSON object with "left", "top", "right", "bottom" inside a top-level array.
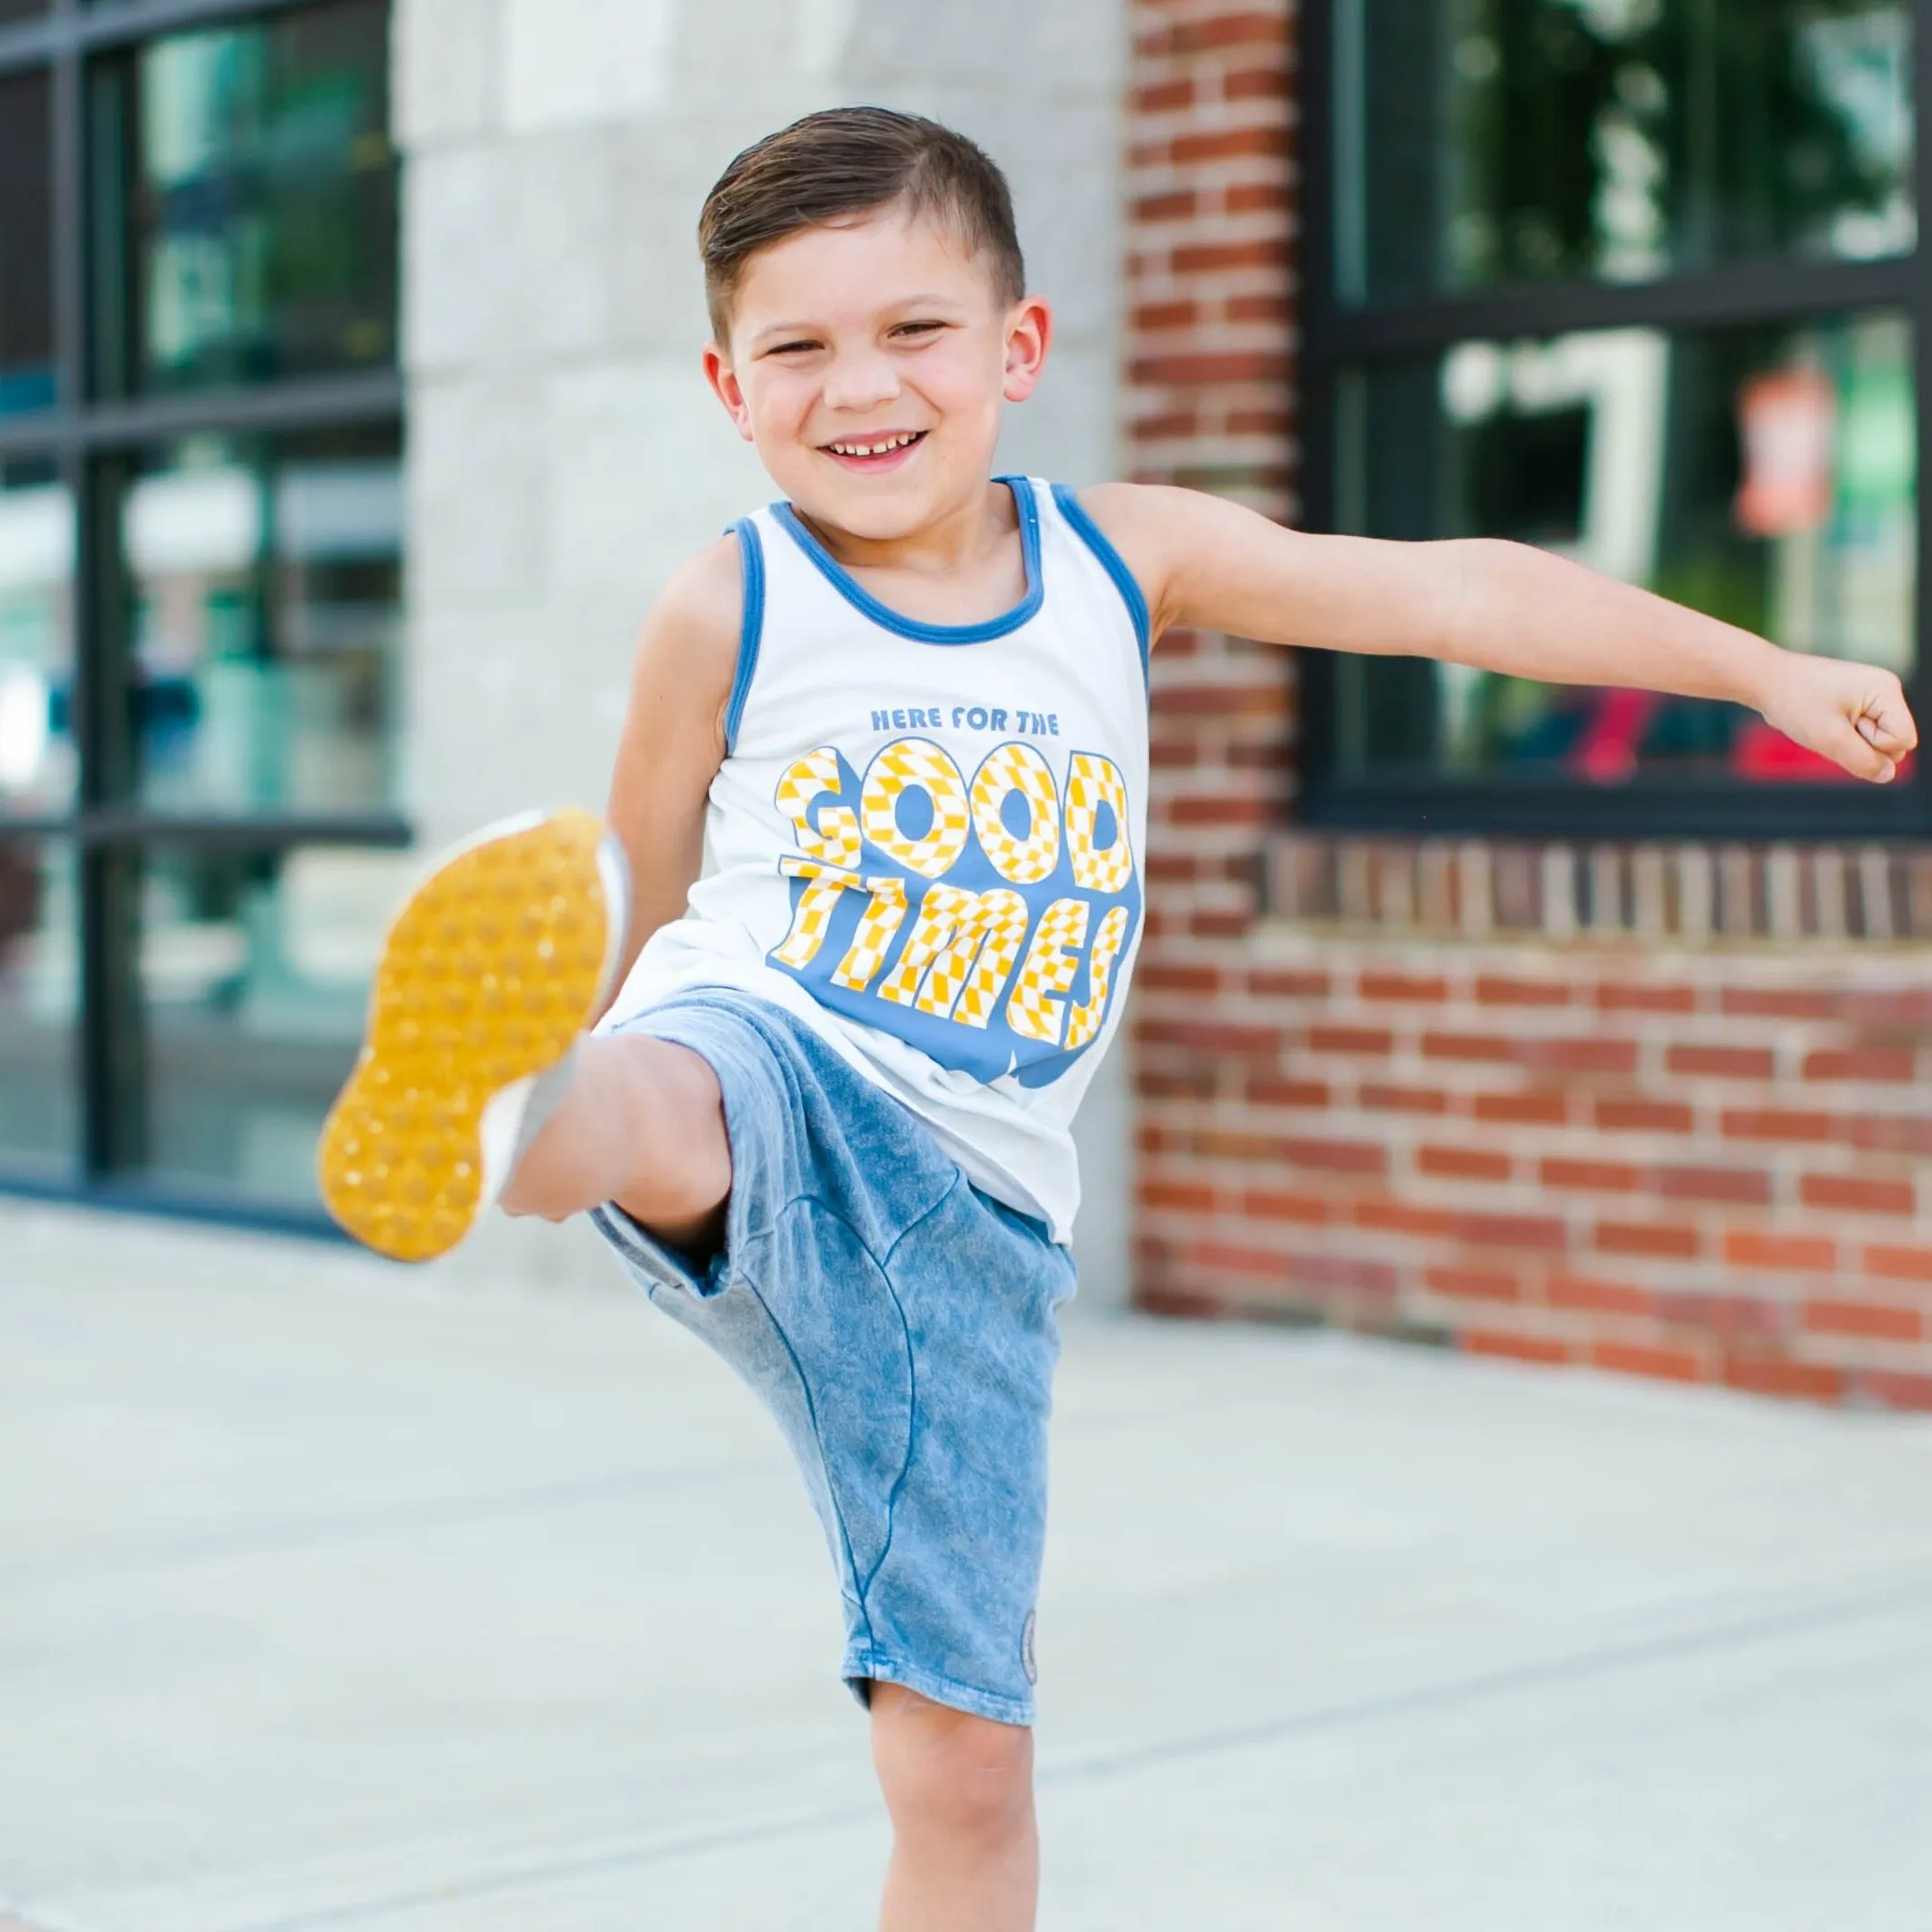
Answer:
[{"left": 1754, "top": 653, "right": 1918, "bottom": 785}]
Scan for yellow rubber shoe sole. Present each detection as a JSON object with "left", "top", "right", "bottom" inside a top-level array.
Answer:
[{"left": 317, "top": 808, "right": 619, "bottom": 1263}]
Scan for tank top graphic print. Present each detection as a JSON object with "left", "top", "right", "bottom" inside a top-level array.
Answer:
[{"left": 601, "top": 478, "right": 1152, "bottom": 1243}]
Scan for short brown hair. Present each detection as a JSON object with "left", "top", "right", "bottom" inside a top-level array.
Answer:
[{"left": 697, "top": 107, "right": 1025, "bottom": 342}]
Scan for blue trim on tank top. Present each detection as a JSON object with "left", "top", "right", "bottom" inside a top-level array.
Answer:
[
  {"left": 768, "top": 477, "right": 1044, "bottom": 645},
  {"left": 1049, "top": 482, "right": 1152, "bottom": 686},
  {"left": 724, "top": 516, "right": 767, "bottom": 752}
]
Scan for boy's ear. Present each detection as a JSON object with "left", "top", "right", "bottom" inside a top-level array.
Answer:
[
  {"left": 702, "top": 342, "right": 757, "bottom": 443},
  {"left": 1002, "top": 296, "right": 1052, "bottom": 403}
]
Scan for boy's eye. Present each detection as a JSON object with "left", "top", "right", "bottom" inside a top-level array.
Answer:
[
  {"left": 766, "top": 339, "right": 821, "bottom": 356},
  {"left": 892, "top": 320, "right": 945, "bottom": 339}
]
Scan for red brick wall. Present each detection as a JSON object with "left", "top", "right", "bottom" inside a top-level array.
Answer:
[
  {"left": 1123, "top": 0, "right": 1932, "bottom": 1409},
  {"left": 1125, "top": 0, "right": 1300, "bottom": 1032}
]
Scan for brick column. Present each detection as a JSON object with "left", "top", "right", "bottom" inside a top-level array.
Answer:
[{"left": 1126, "top": 0, "right": 1305, "bottom": 1308}]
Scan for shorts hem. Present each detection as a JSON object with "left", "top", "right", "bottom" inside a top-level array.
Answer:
[
  {"left": 586, "top": 1198, "right": 724, "bottom": 1299},
  {"left": 844, "top": 1652, "right": 1035, "bottom": 1729},
  {"left": 585, "top": 1002, "right": 762, "bottom": 1299}
]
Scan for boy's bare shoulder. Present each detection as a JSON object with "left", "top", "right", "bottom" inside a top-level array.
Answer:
[
  {"left": 1062, "top": 480, "right": 1216, "bottom": 562},
  {"left": 640, "top": 533, "right": 744, "bottom": 675},
  {"left": 1062, "top": 482, "right": 1226, "bottom": 638},
  {"left": 1071, "top": 480, "right": 1163, "bottom": 515},
  {"left": 1067, "top": 484, "right": 1322, "bottom": 644},
  {"left": 1071, "top": 480, "right": 1212, "bottom": 533},
  {"left": 615, "top": 534, "right": 745, "bottom": 770}
]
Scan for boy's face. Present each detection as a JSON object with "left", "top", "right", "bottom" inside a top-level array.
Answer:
[{"left": 703, "top": 206, "right": 1050, "bottom": 539}]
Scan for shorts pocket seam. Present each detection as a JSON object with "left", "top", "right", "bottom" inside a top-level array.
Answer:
[
  {"left": 877, "top": 1167, "right": 969, "bottom": 1271},
  {"left": 740, "top": 1262, "right": 882, "bottom": 1662},
  {"left": 780, "top": 1196, "right": 922, "bottom": 1618}
]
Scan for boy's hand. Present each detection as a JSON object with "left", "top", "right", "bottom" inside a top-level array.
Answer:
[{"left": 1754, "top": 653, "right": 1918, "bottom": 785}]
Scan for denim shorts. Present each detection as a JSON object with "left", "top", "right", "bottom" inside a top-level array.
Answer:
[{"left": 588, "top": 990, "right": 1076, "bottom": 1727}]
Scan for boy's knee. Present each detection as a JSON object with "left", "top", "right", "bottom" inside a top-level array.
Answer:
[
  {"left": 497, "top": 1142, "right": 583, "bottom": 1222},
  {"left": 496, "top": 1181, "right": 570, "bottom": 1224},
  {"left": 870, "top": 1685, "right": 1034, "bottom": 1849}
]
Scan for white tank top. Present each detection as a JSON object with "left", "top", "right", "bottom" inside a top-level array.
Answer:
[{"left": 603, "top": 476, "right": 1150, "bottom": 1243}]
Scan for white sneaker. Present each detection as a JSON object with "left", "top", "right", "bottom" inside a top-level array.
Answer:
[{"left": 317, "top": 808, "right": 630, "bottom": 1262}]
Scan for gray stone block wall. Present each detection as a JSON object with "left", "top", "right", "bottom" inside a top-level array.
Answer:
[{"left": 393, "top": 0, "right": 1132, "bottom": 1299}]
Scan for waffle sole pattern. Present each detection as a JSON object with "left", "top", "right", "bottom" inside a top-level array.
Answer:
[{"left": 316, "top": 809, "right": 614, "bottom": 1262}]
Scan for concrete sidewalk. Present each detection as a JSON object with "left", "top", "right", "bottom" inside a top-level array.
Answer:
[{"left": 4, "top": 1200, "right": 1930, "bottom": 1932}]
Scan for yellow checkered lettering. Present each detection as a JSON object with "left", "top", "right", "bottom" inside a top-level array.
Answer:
[
  {"left": 969, "top": 742, "right": 1062, "bottom": 886},
  {"left": 877, "top": 883, "right": 1030, "bottom": 1023},
  {"left": 946, "top": 889, "right": 1033, "bottom": 1028},
  {"left": 772, "top": 857, "right": 866, "bottom": 967},
  {"left": 1065, "top": 752, "right": 1133, "bottom": 894},
  {"left": 1005, "top": 896, "right": 1090, "bottom": 1044},
  {"left": 830, "top": 874, "right": 908, "bottom": 992},
  {"left": 861, "top": 738, "right": 971, "bottom": 879},
  {"left": 1063, "top": 904, "right": 1131, "bottom": 1050},
  {"left": 775, "top": 748, "right": 861, "bottom": 870}
]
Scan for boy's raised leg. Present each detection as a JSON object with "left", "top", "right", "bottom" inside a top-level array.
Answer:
[
  {"left": 870, "top": 1684, "right": 1038, "bottom": 1932},
  {"left": 317, "top": 808, "right": 729, "bottom": 1261},
  {"left": 498, "top": 1030, "right": 730, "bottom": 1249}
]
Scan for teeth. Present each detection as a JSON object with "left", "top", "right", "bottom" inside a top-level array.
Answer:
[{"left": 828, "top": 433, "right": 921, "bottom": 457}]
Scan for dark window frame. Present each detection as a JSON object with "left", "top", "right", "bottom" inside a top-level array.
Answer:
[
  {"left": 1298, "top": 1, "right": 1931, "bottom": 841},
  {"left": 0, "top": 0, "right": 404, "bottom": 1235}
]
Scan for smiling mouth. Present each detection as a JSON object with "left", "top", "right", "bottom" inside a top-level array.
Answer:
[{"left": 820, "top": 430, "right": 928, "bottom": 465}]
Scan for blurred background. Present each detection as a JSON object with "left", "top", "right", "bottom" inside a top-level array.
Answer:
[
  {"left": 0, "top": 0, "right": 1927, "bottom": 1400},
  {"left": 1326, "top": 0, "right": 1915, "bottom": 789}
]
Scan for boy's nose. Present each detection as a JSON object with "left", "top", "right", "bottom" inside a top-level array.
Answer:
[{"left": 821, "top": 349, "right": 902, "bottom": 413}]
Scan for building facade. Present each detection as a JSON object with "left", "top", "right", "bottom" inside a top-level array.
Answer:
[
  {"left": 0, "top": 0, "right": 405, "bottom": 1225},
  {"left": 1127, "top": 0, "right": 1932, "bottom": 1408},
  {"left": 2, "top": 0, "right": 1927, "bottom": 1402}
]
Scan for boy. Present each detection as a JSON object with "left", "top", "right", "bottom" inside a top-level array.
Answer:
[{"left": 317, "top": 109, "right": 1916, "bottom": 1931}]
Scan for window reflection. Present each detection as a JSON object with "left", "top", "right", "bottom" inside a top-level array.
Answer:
[
  {"left": 123, "top": 426, "right": 402, "bottom": 814},
  {"left": 138, "top": 843, "right": 409, "bottom": 1202},
  {"left": 0, "top": 460, "right": 75, "bottom": 816},
  {"left": 1344, "top": 0, "right": 1915, "bottom": 301},
  {"left": 1335, "top": 311, "right": 1915, "bottom": 784},
  {"left": 132, "top": 0, "right": 396, "bottom": 392},
  {"left": 0, "top": 835, "right": 77, "bottom": 1174},
  {"left": 0, "top": 70, "right": 55, "bottom": 416}
]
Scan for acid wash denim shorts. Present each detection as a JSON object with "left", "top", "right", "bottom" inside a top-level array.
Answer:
[{"left": 587, "top": 989, "right": 1076, "bottom": 1727}]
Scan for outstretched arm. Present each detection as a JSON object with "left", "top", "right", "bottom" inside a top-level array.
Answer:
[{"left": 1081, "top": 481, "right": 1918, "bottom": 785}]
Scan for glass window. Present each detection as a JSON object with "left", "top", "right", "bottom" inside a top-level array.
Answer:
[
  {"left": 120, "top": 424, "right": 403, "bottom": 814},
  {"left": 0, "top": 834, "right": 77, "bottom": 1174},
  {"left": 135, "top": 843, "right": 407, "bottom": 1204},
  {"left": 0, "top": 459, "right": 75, "bottom": 816},
  {"left": 1344, "top": 0, "right": 1916, "bottom": 301},
  {"left": 0, "top": 69, "right": 55, "bottom": 416},
  {"left": 0, "top": 5, "right": 403, "bottom": 1219},
  {"left": 1332, "top": 309, "right": 1915, "bottom": 785},
  {"left": 131, "top": 0, "right": 396, "bottom": 392}
]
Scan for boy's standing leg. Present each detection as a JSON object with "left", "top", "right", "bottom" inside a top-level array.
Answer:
[
  {"left": 871, "top": 1685, "right": 1038, "bottom": 1931},
  {"left": 515, "top": 1070, "right": 1045, "bottom": 1930},
  {"left": 515, "top": 1060, "right": 1045, "bottom": 1929}
]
